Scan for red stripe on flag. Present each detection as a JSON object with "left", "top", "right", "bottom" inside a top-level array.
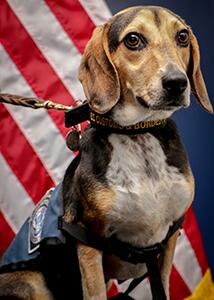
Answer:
[
  {"left": 0, "top": 105, "right": 55, "bottom": 204},
  {"left": 0, "top": 212, "right": 15, "bottom": 256},
  {"left": 183, "top": 207, "right": 208, "bottom": 274},
  {"left": 170, "top": 266, "right": 191, "bottom": 300},
  {"left": 107, "top": 281, "right": 119, "bottom": 299},
  {"left": 45, "top": 0, "right": 95, "bottom": 54},
  {"left": 0, "top": 0, "right": 74, "bottom": 137}
]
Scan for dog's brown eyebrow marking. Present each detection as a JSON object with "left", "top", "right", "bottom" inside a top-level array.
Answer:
[
  {"left": 151, "top": 8, "right": 161, "bottom": 28},
  {"left": 108, "top": 7, "right": 141, "bottom": 53}
]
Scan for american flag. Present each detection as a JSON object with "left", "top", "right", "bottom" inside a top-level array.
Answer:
[{"left": 0, "top": 1, "right": 213, "bottom": 299}]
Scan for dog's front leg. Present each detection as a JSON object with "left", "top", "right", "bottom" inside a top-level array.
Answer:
[
  {"left": 77, "top": 242, "right": 107, "bottom": 300},
  {"left": 159, "top": 230, "right": 180, "bottom": 300}
]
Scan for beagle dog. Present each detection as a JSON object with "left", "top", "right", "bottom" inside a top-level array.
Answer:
[{"left": 0, "top": 5, "right": 212, "bottom": 300}]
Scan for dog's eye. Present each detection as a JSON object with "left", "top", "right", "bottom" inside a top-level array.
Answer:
[
  {"left": 124, "top": 32, "right": 147, "bottom": 50},
  {"left": 176, "top": 29, "right": 189, "bottom": 47}
]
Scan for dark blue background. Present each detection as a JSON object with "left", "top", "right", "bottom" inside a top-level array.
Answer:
[{"left": 106, "top": 0, "right": 214, "bottom": 273}]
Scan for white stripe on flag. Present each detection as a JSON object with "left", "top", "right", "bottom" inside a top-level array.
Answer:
[
  {"left": 173, "top": 229, "right": 203, "bottom": 292},
  {"left": 0, "top": 44, "right": 73, "bottom": 184},
  {"left": 120, "top": 278, "right": 152, "bottom": 300},
  {"left": 79, "top": 0, "right": 112, "bottom": 25},
  {"left": 0, "top": 154, "right": 35, "bottom": 234},
  {"left": 129, "top": 278, "right": 152, "bottom": 300},
  {"left": 7, "top": 0, "right": 84, "bottom": 100}
]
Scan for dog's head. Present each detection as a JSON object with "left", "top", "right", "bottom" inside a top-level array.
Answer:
[{"left": 79, "top": 6, "right": 213, "bottom": 125}]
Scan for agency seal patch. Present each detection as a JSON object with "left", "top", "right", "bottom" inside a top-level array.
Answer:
[{"left": 28, "top": 188, "right": 54, "bottom": 253}]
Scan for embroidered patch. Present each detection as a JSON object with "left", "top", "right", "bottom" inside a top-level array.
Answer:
[{"left": 28, "top": 188, "right": 54, "bottom": 254}]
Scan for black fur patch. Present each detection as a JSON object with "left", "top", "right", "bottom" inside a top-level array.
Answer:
[
  {"left": 150, "top": 119, "right": 189, "bottom": 175},
  {"left": 79, "top": 127, "right": 112, "bottom": 182},
  {"left": 62, "top": 127, "right": 113, "bottom": 221}
]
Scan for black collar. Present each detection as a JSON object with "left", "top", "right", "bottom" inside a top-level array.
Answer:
[
  {"left": 64, "top": 103, "right": 167, "bottom": 134},
  {"left": 89, "top": 111, "right": 167, "bottom": 135}
]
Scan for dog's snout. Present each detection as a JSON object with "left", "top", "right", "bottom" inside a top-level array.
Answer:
[{"left": 162, "top": 72, "right": 188, "bottom": 96}]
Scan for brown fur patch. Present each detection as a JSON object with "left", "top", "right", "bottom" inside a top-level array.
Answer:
[
  {"left": 159, "top": 231, "right": 180, "bottom": 298},
  {"left": 0, "top": 271, "right": 53, "bottom": 299},
  {"left": 77, "top": 243, "right": 106, "bottom": 299},
  {"left": 63, "top": 209, "right": 75, "bottom": 223},
  {"left": 79, "top": 25, "right": 120, "bottom": 114},
  {"left": 83, "top": 184, "right": 115, "bottom": 235},
  {"left": 152, "top": 7, "right": 161, "bottom": 27}
]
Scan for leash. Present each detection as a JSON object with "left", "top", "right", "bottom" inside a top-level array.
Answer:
[
  {"left": 0, "top": 93, "right": 77, "bottom": 110},
  {"left": 59, "top": 215, "right": 184, "bottom": 300}
]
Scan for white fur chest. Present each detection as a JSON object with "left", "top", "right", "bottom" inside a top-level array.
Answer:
[{"left": 106, "top": 133, "right": 190, "bottom": 247}]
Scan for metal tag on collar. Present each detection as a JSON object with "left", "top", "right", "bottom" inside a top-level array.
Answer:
[{"left": 66, "top": 124, "right": 81, "bottom": 151}]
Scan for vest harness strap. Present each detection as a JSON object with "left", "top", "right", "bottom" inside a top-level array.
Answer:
[{"left": 59, "top": 215, "right": 184, "bottom": 300}]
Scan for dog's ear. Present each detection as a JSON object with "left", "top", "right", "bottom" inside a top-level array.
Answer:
[
  {"left": 79, "top": 25, "right": 120, "bottom": 114},
  {"left": 188, "top": 29, "right": 213, "bottom": 113}
]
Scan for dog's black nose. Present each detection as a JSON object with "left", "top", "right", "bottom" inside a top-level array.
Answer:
[{"left": 162, "top": 72, "right": 187, "bottom": 96}]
